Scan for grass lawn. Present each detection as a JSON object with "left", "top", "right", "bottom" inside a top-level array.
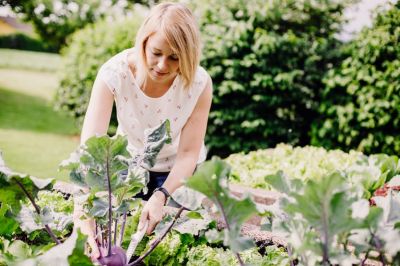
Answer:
[{"left": 0, "top": 49, "right": 79, "bottom": 181}]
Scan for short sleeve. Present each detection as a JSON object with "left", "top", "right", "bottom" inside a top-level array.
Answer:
[
  {"left": 97, "top": 63, "right": 121, "bottom": 95},
  {"left": 190, "top": 66, "right": 209, "bottom": 94}
]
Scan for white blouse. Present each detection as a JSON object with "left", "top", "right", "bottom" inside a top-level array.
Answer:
[{"left": 97, "top": 49, "right": 208, "bottom": 172}]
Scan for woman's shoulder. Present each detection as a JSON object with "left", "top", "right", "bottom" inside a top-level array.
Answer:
[
  {"left": 190, "top": 65, "right": 210, "bottom": 90},
  {"left": 100, "top": 49, "right": 131, "bottom": 71}
]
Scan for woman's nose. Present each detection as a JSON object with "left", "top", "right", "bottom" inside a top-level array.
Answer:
[{"left": 157, "top": 57, "right": 168, "bottom": 71}]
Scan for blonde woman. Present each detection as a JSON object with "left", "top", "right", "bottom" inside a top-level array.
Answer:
[{"left": 75, "top": 1, "right": 213, "bottom": 259}]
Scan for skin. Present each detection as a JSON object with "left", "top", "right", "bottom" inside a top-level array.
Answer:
[{"left": 76, "top": 31, "right": 213, "bottom": 258}]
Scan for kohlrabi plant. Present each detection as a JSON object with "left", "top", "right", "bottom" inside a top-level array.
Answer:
[
  {"left": 262, "top": 170, "right": 400, "bottom": 265},
  {"left": 182, "top": 157, "right": 259, "bottom": 266},
  {"left": 60, "top": 120, "right": 171, "bottom": 265},
  {"left": 0, "top": 153, "right": 92, "bottom": 265}
]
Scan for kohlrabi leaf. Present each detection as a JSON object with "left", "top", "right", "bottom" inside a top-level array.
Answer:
[
  {"left": 19, "top": 229, "right": 93, "bottom": 266},
  {"left": 0, "top": 167, "right": 54, "bottom": 214},
  {"left": 374, "top": 190, "right": 400, "bottom": 224},
  {"left": 0, "top": 203, "right": 19, "bottom": 237},
  {"left": 185, "top": 157, "right": 257, "bottom": 252},
  {"left": 141, "top": 120, "right": 172, "bottom": 169},
  {"left": 169, "top": 186, "right": 205, "bottom": 211},
  {"left": 173, "top": 210, "right": 213, "bottom": 235},
  {"left": 89, "top": 197, "right": 109, "bottom": 218}
]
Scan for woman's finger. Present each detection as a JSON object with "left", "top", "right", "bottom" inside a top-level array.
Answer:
[
  {"left": 146, "top": 218, "right": 158, "bottom": 235},
  {"left": 138, "top": 209, "right": 149, "bottom": 231}
]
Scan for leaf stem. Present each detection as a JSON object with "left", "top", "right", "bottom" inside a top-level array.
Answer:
[
  {"left": 119, "top": 210, "right": 127, "bottom": 246},
  {"left": 128, "top": 206, "right": 185, "bottom": 266},
  {"left": 287, "top": 245, "right": 295, "bottom": 266},
  {"left": 106, "top": 151, "right": 112, "bottom": 256},
  {"left": 114, "top": 217, "right": 118, "bottom": 246},
  {"left": 214, "top": 195, "right": 245, "bottom": 266},
  {"left": 14, "top": 179, "right": 61, "bottom": 245}
]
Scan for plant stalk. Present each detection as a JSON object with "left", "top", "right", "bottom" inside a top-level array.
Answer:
[
  {"left": 114, "top": 217, "right": 118, "bottom": 246},
  {"left": 14, "top": 179, "right": 61, "bottom": 245},
  {"left": 128, "top": 206, "right": 185, "bottom": 266},
  {"left": 287, "top": 245, "right": 295, "bottom": 266},
  {"left": 119, "top": 210, "right": 127, "bottom": 246},
  {"left": 106, "top": 152, "right": 112, "bottom": 256},
  {"left": 214, "top": 195, "right": 245, "bottom": 266}
]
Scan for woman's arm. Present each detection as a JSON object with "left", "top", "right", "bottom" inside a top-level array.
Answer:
[
  {"left": 139, "top": 75, "right": 213, "bottom": 235},
  {"left": 163, "top": 75, "right": 213, "bottom": 193},
  {"left": 80, "top": 77, "right": 114, "bottom": 144}
]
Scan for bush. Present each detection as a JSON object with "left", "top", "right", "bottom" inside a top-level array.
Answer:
[
  {"left": 55, "top": 10, "right": 146, "bottom": 131},
  {"left": 0, "top": 32, "right": 54, "bottom": 52},
  {"left": 4, "top": 0, "right": 151, "bottom": 52},
  {"left": 311, "top": 3, "right": 400, "bottom": 155},
  {"left": 189, "top": 0, "right": 351, "bottom": 157}
]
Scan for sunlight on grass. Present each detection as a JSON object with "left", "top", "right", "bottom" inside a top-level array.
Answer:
[
  {"left": 0, "top": 48, "right": 61, "bottom": 72},
  {"left": 0, "top": 68, "right": 59, "bottom": 101},
  {"left": 0, "top": 49, "right": 80, "bottom": 180},
  {"left": 0, "top": 129, "right": 79, "bottom": 181}
]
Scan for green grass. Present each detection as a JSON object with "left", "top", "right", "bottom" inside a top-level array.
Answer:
[
  {"left": 0, "top": 48, "right": 61, "bottom": 72},
  {"left": 0, "top": 49, "right": 79, "bottom": 181}
]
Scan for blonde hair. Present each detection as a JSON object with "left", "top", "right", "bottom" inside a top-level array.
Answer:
[{"left": 134, "top": 2, "right": 201, "bottom": 89}]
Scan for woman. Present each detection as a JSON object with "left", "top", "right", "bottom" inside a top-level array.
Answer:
[{"left": 74, "top": 1, "right": 213, "bottom": 259}]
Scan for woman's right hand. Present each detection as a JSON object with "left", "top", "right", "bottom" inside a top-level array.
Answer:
[
  {"left": 74, "top": 217, "right": 100, "bottom": 260},
  {"left": 73, "top": 199, "right": 100, "bottom": 260}
]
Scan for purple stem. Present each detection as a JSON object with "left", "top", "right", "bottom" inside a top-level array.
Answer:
[
  {"left": 214, "top": 193, "right": 244, "bottom": 266},
  {"left": 127, "top": 207, "right": 185, "bottom": 266},
  {"left": 119, "top": 211, "right": 127, "bottom": 246},
  {"left": 113, "top": 217, "right": 118, "bottom": 246},
  {"left": 106, "top": 152, "right": 112, "bottom": 256},
  {"left": 14, "top": 179, "right": 61, "bottom": 245}
]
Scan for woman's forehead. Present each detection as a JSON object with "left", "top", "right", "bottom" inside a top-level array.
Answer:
[{"left": 147, "top": 31, "right": 175, "bottom": 54}]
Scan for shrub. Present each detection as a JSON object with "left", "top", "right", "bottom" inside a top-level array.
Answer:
[
  {"left": 4, "top": 0, "right": 148, "bottom": 51},
  {"left": 55, "top": 10, "right": 146, "bottom": 132},
  {"left": 311, "top": 2, "right": 400, "bottom": 155},
  {"left": 0, "top": 32, "right": 53, "bottom": 52},
  {"left": 189, "top": 0, "right": 351, "bottom": 157}
]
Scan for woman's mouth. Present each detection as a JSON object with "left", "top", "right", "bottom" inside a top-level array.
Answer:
[{"left": 153, "top": 70, "right": 168, "bottom": 77}]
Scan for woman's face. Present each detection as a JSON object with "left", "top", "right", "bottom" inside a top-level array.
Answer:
[{"left": 145, "top": 31, "right": 179, "bottom": 84}]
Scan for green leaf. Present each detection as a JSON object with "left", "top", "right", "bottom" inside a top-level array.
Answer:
[
  {"left": 0, "top": 165, "right": 54, "bottom": 216},
  {"left": 142, "top": 120, "right": 172, "bottom": 169},
  {"left": 186, "top": 211, "right": 203, "bottom": 219},
  {"left": 89, "top": 198, "right": 108, "bottom": 218},
  {"left": 374, "top": 190, "right": 400, "bottom": 224},
  {"left": 20, "top": 229, "right": 93, "bottom": 266},
  {"left": 0, "top": 203, "right": 19, "bottom": 236},
  {"left": 170, "top": 186, "right": 205, "bottom": 211},
  {"left": 186, "top": 157, "right": 257, "bottom": 252}
]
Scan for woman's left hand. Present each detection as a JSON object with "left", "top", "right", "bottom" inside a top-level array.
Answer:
[{"left": 138, "top": 191, "right": 166, "bottom": 235}]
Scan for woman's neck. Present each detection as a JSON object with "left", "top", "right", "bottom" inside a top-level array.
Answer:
[{"left": 141, "top": 75, "right": 175, "bottom": 98}]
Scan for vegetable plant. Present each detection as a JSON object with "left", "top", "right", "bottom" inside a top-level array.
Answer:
[{"left": 60, "top": 120, "right": 172, "bottom": 265}]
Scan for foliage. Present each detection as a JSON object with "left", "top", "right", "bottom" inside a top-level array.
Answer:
[
  {"left": 184, "top": 158, "right": 257, "bottom": 265},
  {"left": 263, "top": 171, "right": 400, "bottom": 265},
  {"left": 0, "top": 153, "right": 92, "bottom": 265},
  {"left": 55, "top": 12, "right": 145, "bottom": 131},
  {"left": 186, "top": 245, "right": 289, "bottom": 266},
  {"left": 0, "top": 33, "right": 52, "bottom": 52},
  {"left": 311, "top": 2, "right": 400, "bottom": 155},
  {"left": 225, "top": 144, "right": 400, "bottom": 198},
  {"left": 186, "top": 0, "right": 353, "bottom": 157},
  {"left": 2, "top": 0, "right": 149, "bottom": 51},
  {"left": 60, "top": 120, "right": 171, "bottom": 262},
  {"left": 225, "top": 143, "right": 362, "bottom": 189}
]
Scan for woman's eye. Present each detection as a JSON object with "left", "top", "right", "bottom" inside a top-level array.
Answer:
[
  {"left": 170, "top": 55, "right": 179, "bottom": 61},
  {"left": 152, "top": 52, "right": 161, "bottom": 56}
]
